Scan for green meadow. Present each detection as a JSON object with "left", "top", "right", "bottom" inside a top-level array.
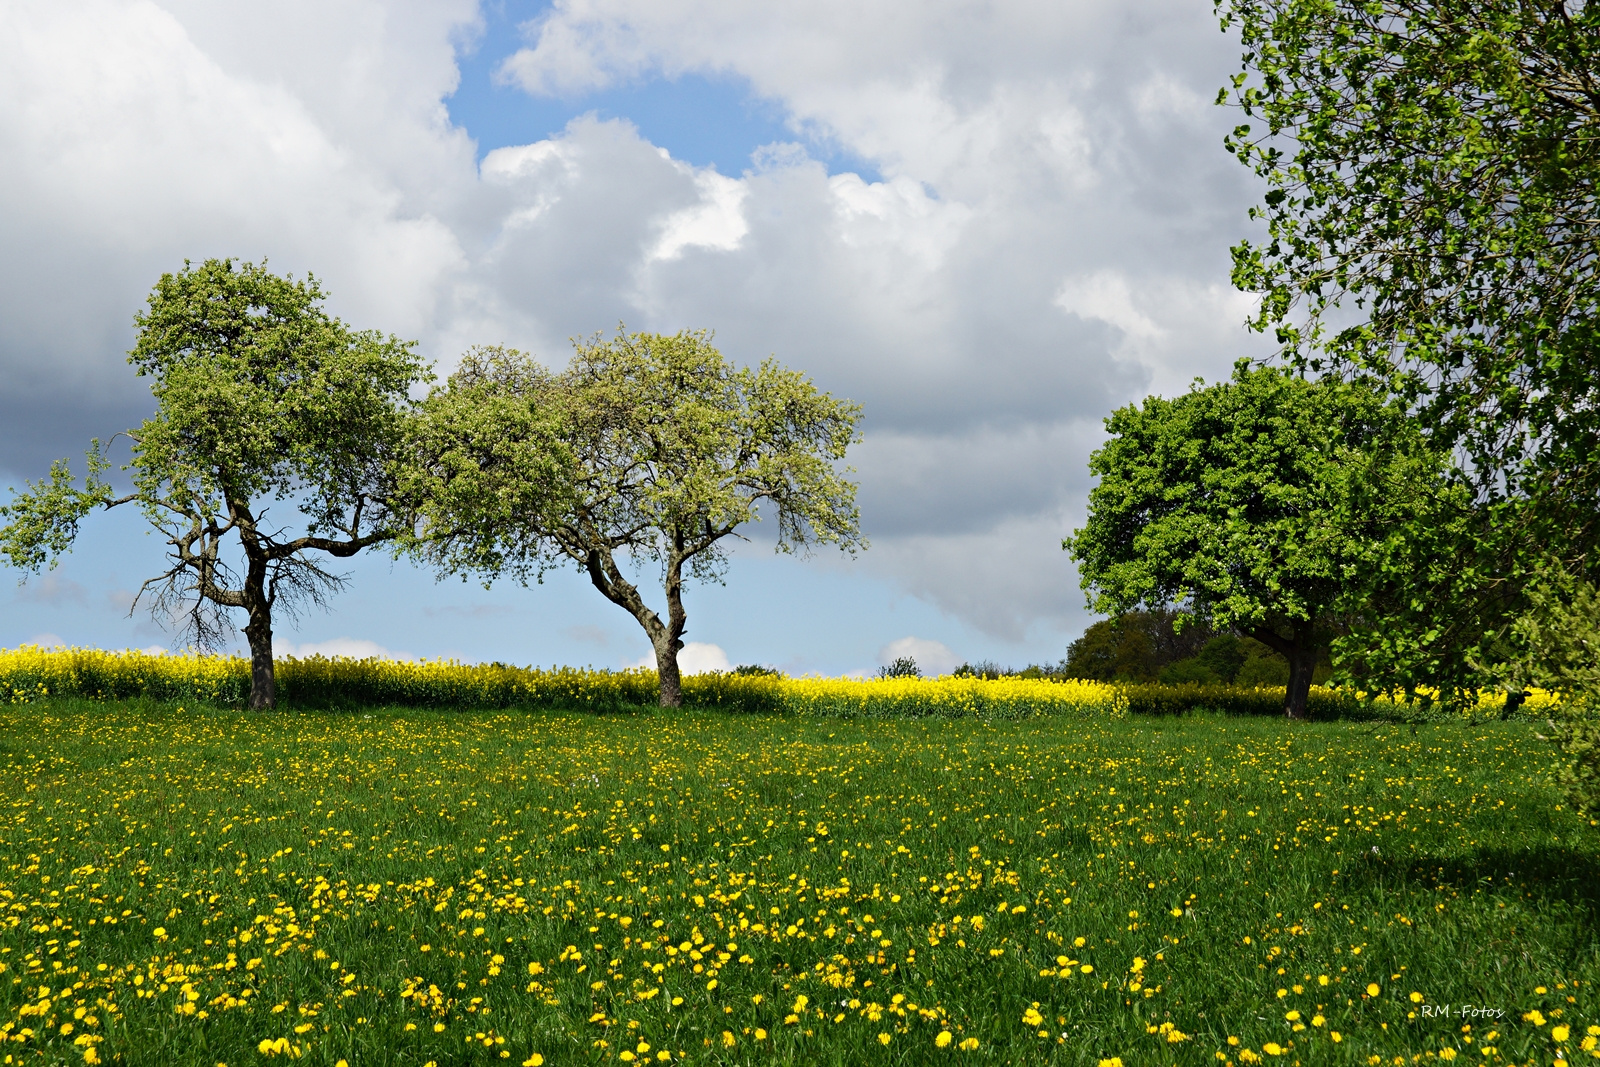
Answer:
[{"left": 0, "top": 703, "right": 1593, "bottom": 1066}]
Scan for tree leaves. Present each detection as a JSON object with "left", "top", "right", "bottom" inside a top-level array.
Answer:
[{"left": 1065, "top": 368, "right": 1456, "bottom": 712}]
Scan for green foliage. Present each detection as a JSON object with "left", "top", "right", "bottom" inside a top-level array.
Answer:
[
  {"left": 1218, "top": 0, "right": 1600, "bottom": 696},
  {"left": 1117, "top": 682, "right": 1357, "bottom": 720},
  {"left": 1158, "top": 635, "right": 1326, "bottom": 687},
  {"left": 1160, "top": 634, "right": 1248, "bottom": 685},
  {"left": 1066, "top": 367, "right": 1450, "bottom": 716},
  {"left": 731, "top": 664, "right": 780, "bottom": 677},
  {"left": 407, "top": 329, "right": 864, "bottom": 707},
  {"left": 0, "top": 260, "right": 427, "bottom": 709},
  {"left": 1063, "top": 608, "right": 1213, "bottom": 682},
  {"left": 1478, "top": 562, "right": 1600, "bottom": 815},
  {"left": 398, "top": 345, "right": 574, "bottom": 580},
  {"left": 0, "top": 448, "right": 113, "bottom": 573},
  {"left": 127, "top": 260, "right": 424, "bottom": 524},
  {"left": 1219, "top": 0, "right": 1600, "bottom": 492}
]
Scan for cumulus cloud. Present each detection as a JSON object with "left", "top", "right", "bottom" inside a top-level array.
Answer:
[
  {"left": 878, "top": 636, "right": 961, "bottom": 677},
  {"left": 629, "top": 641, "right": 731, "bottom": 674},
  {"left": 0, "top": 0, "right": 1272, "bottom": 662},
  {"left": 0, "top": 0, "right": 474, "bottom": 475}
]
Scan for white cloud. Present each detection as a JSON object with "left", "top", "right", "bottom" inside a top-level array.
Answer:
[
  {"left": 878, "top": 636, "right": 961, "bottom": 677},
  {"left": 280, "top": 637, "right": 414, "bottom": 661},
  {"left": 22, "top": 632, "right": 67, "bottom": 649},
  {"left": 628, "top": 642, "right": 731, "bottom": 675},
  {"left": 0, "top": 0, "right": 1274, "bottom": 659},
  {"left": 1055, "top": 270, "right": 1165, "bottom": 344},
  {"left": 650, "top": 168, "right": 748, "bottom": 261}
]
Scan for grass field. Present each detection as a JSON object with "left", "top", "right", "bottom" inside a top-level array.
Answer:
[{"left": 0, "top": 702, "right": 1594, "bottom": 1066}]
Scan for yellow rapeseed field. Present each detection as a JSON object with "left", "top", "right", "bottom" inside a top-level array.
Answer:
[{"left": 0, "top": 646, "right": 1561, "bottom": 718}]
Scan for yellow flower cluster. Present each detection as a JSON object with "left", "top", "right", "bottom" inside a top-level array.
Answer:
[
  {"left": 779, "top": 675, "right": 1124, "bottom": 718},
  {"left": 0, "top": 644, "right": 1565, "bottom": 722},
  {"left": 0, "top": 646, "right": 1123, "bottom": 718}
]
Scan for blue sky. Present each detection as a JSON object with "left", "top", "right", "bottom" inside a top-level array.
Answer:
[
  {"left": 448, "top": 1, "right": 881, "bottom": 179},
  {"left": 0, "top": 0, "right": 1265, "bottom": 674}
]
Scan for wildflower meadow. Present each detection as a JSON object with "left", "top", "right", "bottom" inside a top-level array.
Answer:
[{"left": 0, "top": 649, "right": 1594, "bottom": 1065}]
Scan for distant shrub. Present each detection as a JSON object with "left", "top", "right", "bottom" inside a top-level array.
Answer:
[
  {"left": 1118, "top": 682, "right": 1353, "bottom": 720},
  {"left": 878, "top": 656, "right": 920, "bottom": 679},
  {"left": 1064, "top": 608, "right": 1213, "bottom": 682}
]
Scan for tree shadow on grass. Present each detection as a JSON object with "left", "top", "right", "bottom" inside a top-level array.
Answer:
[{"left": 1340, "top": 842, "right": 1600, "bottom": 921}]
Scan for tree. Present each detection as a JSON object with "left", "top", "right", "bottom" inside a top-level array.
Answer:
[
  {"left": 1219, "top": 0, "right": 1600, "bottom": 687},
  {"left": 0, "top": 259, "right": 426, "bottom": 709},
  {"left": 1065, "top": 366, "right": 1453, "bottom": 719},
  {"left": 1063, "top": 609, "right": 1215, "bottom": 682},
  {"left": 408, "top": 329, "right": 864, "bottom": 707},
  {"left": 1477, "top": 561, "right": 1600, "bottom": 815}
]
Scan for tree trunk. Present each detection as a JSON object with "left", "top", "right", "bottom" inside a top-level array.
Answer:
[
  {"left": 1245, "top": 619, "right": 1319, "bottom": 721},
  {"left": 244, "top": 607, "right": 276, "bottom": 710},
  {"left": 1501, "top": 689, "right": 1527, "bottom": 720},
  {"left": 657, "top": 547, "right": 688, "bottom": 708},
  {"left": 580, "top": 544, "right": 687, "bottom": 709},
  {"left": 241, "top": 542, "right": 275, "bottom": 710},
  {"left": 1284, "top": 645, "right": 1317, "bottom": 721},
  {"left": 655, "top": 640, "right": 683, "bottom": 708}
]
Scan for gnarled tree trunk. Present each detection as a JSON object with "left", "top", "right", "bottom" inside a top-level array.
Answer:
[
  {"left": 582, "top": 543, "right": 688, "bottom": 708},
  {"left": 241, "top": 549, "right": 276, "bottom": 710},
  {"left": 654, "top": 639, "right": 683, "bottom": 708},
  {"left": 244, "top": 610, "right": 276, "bottom": 710}
]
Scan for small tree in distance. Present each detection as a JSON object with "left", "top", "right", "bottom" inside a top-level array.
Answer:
[
  {"left": 0, "top": 260, "right": 428, "bottom": 710},
  {"left": 1065, "top": 366, "right": 1454, "bottom": 719},
  {"left": 407, "top": 329, "right": 865, "bottom": 707},
  {"left": 879, "top": 656, "right": 920, "bottom": 679}
]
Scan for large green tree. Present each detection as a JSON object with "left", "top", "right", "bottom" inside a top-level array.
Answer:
[
  {"left": 407, "top": 329, "right": 864, "bottom": 707},
  {"left": 0, "top": 259, "right": 426, "bottom": 709},
  {"left": 1065, "top": 367, "right": 1454, "bottom": 719},
  {"left": 1219, "top": 0, "right": 1600, "bottom": 689}
]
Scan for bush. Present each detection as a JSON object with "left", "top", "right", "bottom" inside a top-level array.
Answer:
[
  {"left": 1480, "top": 563, "right": 1600, "bottom": 817},
  {"left": 1117, "top": 682, "right": 1359, "bottom": 720},
  {"left": 878, "top": 656, "right": 920, "bottom": 679}
]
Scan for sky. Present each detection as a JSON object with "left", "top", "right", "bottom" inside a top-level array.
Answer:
[{"left": 0, "top": 0, "right": 1273, "bottom": 676}]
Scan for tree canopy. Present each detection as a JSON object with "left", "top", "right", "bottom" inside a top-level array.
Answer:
[
  {"left": 1219, "top": 0, "right": 1600, "bottom": 688},
  {"left": 1065, "top": 367, "right": 1454, "bottom": 718},
  {"left": 407, "top": 329, "right": 864, "bottom": 706},
  {"left": 0, "top": 259, "right": 426, "bottom": 709},
  {"left": 1063, "top": 610, "right": 1305, "bottom": 687}
]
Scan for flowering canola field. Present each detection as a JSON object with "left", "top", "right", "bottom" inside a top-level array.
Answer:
[
  {"left": 0, "top": 701, "right": 1595, "bottom": 1066},
  {"left": 0, "top": 646, "right": 1555, "bottom": 720}
]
